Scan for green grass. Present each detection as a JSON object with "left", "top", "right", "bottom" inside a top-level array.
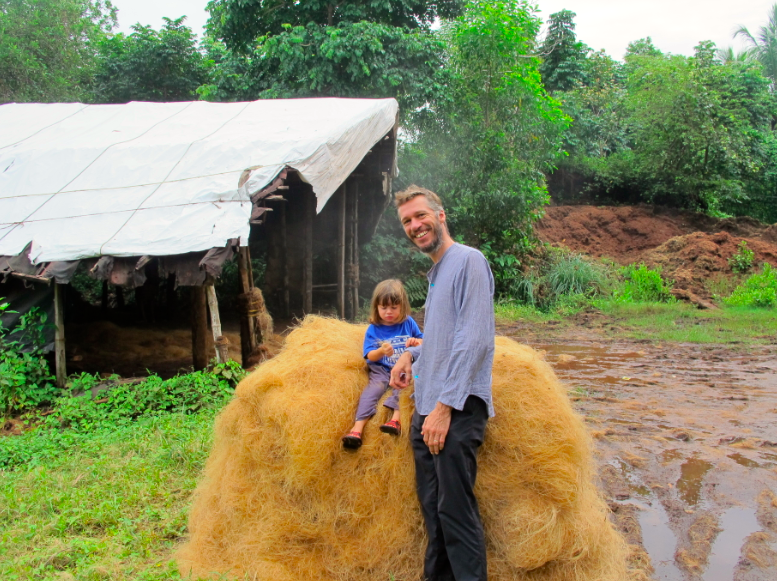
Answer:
[
  {"left": 0, "top": 410, "right": 216, "bottom": 580},
  {"left": 597, "top": 301, "right": 777, "bottom": 344},
  {"left": 494, "top": 302, "right": 568, "bottom": 326}
]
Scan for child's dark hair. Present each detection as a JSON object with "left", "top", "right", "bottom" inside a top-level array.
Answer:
[{"left": 369, "top": 279, "right": 411, "bottom": 325}]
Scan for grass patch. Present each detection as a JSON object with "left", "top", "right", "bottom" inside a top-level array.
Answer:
[
  {"left": 494, "top": 302, "right": 567, "bottom": 326},
  {"left": 598, "top": 301, "right": 777, "bottom": 344},
  {"left": 0, "top": 410, "right": 217, "bottom": 580}
]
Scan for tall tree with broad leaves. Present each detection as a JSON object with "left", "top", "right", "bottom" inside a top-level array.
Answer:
[
  {"left": 91, "top": 17, "right": 206, "bottom": 103},
  {"left": 735, "top": 3, "right": 777, "bottom": 88},
  {"left": 206, "top": 0, "right": 465, "bottom": 53},
  {"left": 538, "top": 9, "right": 589, "bottom": 92},
  {"left": 397, "top": 0, "right": 569, "bottom": 296},
  {"left": 0, "top": 0, "right": 116, "bottom": 103}
]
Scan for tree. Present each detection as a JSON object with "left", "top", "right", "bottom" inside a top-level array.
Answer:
[
  {"left": 0, "top": 0, "right": 115, "bottom": 103},
  {"left": 539, "top": 10, "right": 589, "bottom": 92},
  {"left": 735, "top": 3, "right": 777, "bottom": 87},
  {"left": 399, "top": 0, "right": 569, "bottom": 296},
  {"left": 198, "top": 21, "right": 448, "bottom": 114},
  {"left": 91, "top": 17, "right": 206, "bottom": 103},
  {"left": 206, "top": 0, "right": 464, "bottom": 53}
]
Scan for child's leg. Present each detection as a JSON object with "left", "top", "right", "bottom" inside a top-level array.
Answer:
[
  {"left": 347, "top": 367, "right": 390, "bottom": 433},
  {"left": 383, "top": 388, "right": 401, "bottom": 420}
]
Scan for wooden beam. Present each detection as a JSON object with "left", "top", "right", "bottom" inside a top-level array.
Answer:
[
  {"left": 205, "top": 285, "right": 225, "bottom": 363},
  {"left": 280, "top": 201, "right": 290, "bottom": 317},
  {"left": 302, "top": 188, "right": 314, "bottom": 314},
  {"left": 237, "top": 246, "right": 257, "bottom": 368},
  {"left": 191, "top": 285, "right": 209, "bottom": 370},
  {"left": 337, "top": 184, "right": 346, "bottom": 319},
  {"left": 54, "top": 283, "right": 66, "bottom": 389},
  {"left": 351, "top": 179, "right": 360, "bottom": 318}
]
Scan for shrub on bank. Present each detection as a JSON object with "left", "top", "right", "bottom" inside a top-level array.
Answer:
[{"left": 724, "top": 263, "right": 777, "bottom": 308}]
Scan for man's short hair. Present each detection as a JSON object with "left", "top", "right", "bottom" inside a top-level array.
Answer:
[{"left": 394, "top": 185, "right": 444, "bottom": 213}]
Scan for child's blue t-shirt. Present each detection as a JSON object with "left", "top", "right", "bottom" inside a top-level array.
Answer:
[{"left": 363, "top": 316, "right": 423, "bottom": 371}]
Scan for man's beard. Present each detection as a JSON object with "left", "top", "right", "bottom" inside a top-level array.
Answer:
[{"left": 416, "top": 219, "right": 444, "bottom": 255}]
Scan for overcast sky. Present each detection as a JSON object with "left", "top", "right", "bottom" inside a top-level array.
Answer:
[{"left": 111, "top": 0, "right": 772, "bottom": 60}]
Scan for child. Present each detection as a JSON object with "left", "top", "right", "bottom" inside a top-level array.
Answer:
[{"left": 342, "top": 279, "right": 422, "bottom": 449}]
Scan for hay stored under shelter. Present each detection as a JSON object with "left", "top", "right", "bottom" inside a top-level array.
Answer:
[{"left": 178, "top": 316, "right": 629, "bottom": 580}]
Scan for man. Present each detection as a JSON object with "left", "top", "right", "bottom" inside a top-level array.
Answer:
[{"left": 390, "top": 185, "right": 495, "bottom": 581}]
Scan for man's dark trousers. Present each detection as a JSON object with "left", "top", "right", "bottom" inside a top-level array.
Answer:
[{"left": 411, "top": 395, "right": 489, "bottom": 581}]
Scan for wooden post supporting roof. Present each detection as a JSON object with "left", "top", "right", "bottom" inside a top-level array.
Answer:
[
  {"left": 337, "top": 184, "right": 346, "bottom": 319},
  {"left": 191, "top": 285, "right": 209, "bottom": 371},
  {"left": 205, "top": 285, "right": 226, "bottom": 364},
  {"left": 302, "top": 189, "right": 314, "bottom": 314},
  {"left": 237, "top": 246, "right": 257, "bottom": 368},
  {"left": 347, "top": 179, "right": 360, "bottom": 319},
  {"left": 54, "top": 283, "right": 66, "bottom": 389}
]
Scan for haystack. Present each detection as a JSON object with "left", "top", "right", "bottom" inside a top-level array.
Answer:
[{"left": 178, "top": 316, "right": 628, "bottom": 580}]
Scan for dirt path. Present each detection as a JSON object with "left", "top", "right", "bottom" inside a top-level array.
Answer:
[{"left": 499, "top": 320, "right": 777, "bottom": 581}]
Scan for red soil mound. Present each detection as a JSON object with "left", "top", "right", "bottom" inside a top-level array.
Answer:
[
  {"left": 644, "top": 231, "right": 777, "bottom": 298},
  {"left": 536, "top": 205, "right": 777, "bottom": 298}
]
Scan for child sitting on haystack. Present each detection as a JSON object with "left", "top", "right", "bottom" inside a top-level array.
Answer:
[{"left": 342, "top": 279, "right": 423, "bottom": 449}]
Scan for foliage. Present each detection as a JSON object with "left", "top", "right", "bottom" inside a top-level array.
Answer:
[
  {"left": 0, "top": 302, "right": 57, "bottom": 417},
  {"left": 539, "top": 10, "right": 589, "bottom": 92},
  {"left": 728, "top": 240, "right": 755, "bottom": 273},
  {"left": 0, "top": 0, "right": 115, "bottom": 103},
  {"left": 735, "top": 3, "right": 777, "bottom": 87},
  {"left": 206, "top": 0, "right": 464, "bottom": 52},
  {"left": 404, "top": 276, "right": 429, "bottom": 308},
  {"left": 398, "top": 0, "right": 569, "bottom": 294},
  {"left": 724, "top": 263, "right": 777, "bottom": 307},
  {"left": 0, "top": 360, "right": 244, "bottom": 469},
  {"left": 0, "top": 410, "right": 213, "bottom": 579},
  {"left": 91, "top": 17, "right": 206, "bottom": 103},
  {"left": 199, "top": 21, "right": 449, "bottom": 119},
  {"left": 614, "top": 263, "right": 675, "bottom": 303}
]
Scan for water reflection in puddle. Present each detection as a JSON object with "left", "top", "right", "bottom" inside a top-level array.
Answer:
[
  {"left": 677, "top": 457, "right": 713, "bottom": 507},
  {"left": 703, "top": 507, "right": 760, "bottom": 581},
  {"left": 635, "top": 500, "right": 684, "bottom": 581}
]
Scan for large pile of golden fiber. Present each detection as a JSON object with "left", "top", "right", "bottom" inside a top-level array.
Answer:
[{"left": 178, "top": 316, "right": 628, "bottom": 580}]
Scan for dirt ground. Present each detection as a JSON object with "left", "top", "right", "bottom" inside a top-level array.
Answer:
[
  {"left": 499, "top": 315, "right": 777, "bottom": 581},
  {"left": 536, "top": 205, "right": 777, "bottom": 299}
]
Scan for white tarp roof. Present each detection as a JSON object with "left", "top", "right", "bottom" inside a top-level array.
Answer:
[{"left": 0, "top": 98, "right": 398, "bottom": 263}]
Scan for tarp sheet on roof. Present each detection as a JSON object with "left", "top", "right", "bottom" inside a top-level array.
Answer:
[{"left": 0, "top": 98, "right": 398, "bottom": 264}]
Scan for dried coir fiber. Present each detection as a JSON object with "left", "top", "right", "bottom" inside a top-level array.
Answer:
[{"left": 178, "top": 316, "right": 629, "bottom": 580}]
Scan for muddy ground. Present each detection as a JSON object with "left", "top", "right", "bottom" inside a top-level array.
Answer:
[{"left": 499, "top": 315, "right": 777, "bottom": 581}]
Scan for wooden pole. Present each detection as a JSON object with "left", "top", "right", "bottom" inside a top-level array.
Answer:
[
  {"left": 351, "top": 179, "right": 360, "bottom": 318},
  {"left": 337, "top": 184, "right": 346, "bottom": 319},
  {"left": 302, "top": 189, "right": 314, "bottom": 314},
  {"left": 54, "top": 283, "right": 66, "bottom": 389},
  {"left": 205, "top": 285, "right": 224, "bottom": 363},
  {"left": 280, "top": 201, "right": 290, "bottom": 318},
  {"left": 191, "top": 285, "right": 209, "bottom": 370},
  {"left": 237, "top": 246, "right": 257, "bottom": 367}
]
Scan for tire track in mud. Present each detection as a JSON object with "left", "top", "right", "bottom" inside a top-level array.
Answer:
[{"left": 504, "top": 334, "right": 777, "bottom": 581}]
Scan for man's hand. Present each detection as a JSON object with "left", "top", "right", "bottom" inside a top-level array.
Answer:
[
  {"left": 389, "top": 351, "right": 413, "bottom": 390},
  {"left": 422, "top": 402, "right": 452, "bottom": 455}
]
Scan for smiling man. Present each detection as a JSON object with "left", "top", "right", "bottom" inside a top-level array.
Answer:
[{"left": 390, "top": 185, "right": 495, "bottom": 581}]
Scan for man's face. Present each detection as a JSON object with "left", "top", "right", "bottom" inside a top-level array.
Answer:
[{"left": 398, "top": 196, "right": 445, "bottom": 255}]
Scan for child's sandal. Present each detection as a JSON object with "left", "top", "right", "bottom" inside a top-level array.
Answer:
[
  {"left": 342, "top": 431, "right": 363, "bottom": 449},
  {"left": 380, "top": 419, "right": 401, "bottom": 436}
]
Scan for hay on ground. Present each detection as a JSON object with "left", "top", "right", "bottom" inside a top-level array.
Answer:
[{"left": 177, "top": 316, "right": 629, "bottom": 580}]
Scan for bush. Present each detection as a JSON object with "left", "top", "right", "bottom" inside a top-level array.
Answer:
[
  {"left": 614, "top": 263, "right": 674, "bottom": 303},
  {"left": 545, "top": 253, "right": 607, "bottom": 297},
  {"left": 724, "top": 263, "right": 777, "bottom": 307},
  {"left": 728, "top": 240, "right": 755, "bottom": 274},
  {"left": 0, "top": 301, "right": 57, "bottom": 416}
]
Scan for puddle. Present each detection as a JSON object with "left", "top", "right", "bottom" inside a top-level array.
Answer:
[
  {"left": 676, "top": 457, "right": 713, "bottom": 507},
  {"left": 636, "top": 500, "right": 684, "bottom": 581},
  {"left": 660, "top": 449, "right": 684, "bottom": 464},
  {"left": 703, "top": 507, "right": 760, "bottom": 581},
  {"left": 728, "top": 453, "right": 762, "bottom": 469}
]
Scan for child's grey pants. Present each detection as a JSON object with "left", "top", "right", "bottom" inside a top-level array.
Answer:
[{"left": 355, "top": 365, "right": 399, "bottom": 420}]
